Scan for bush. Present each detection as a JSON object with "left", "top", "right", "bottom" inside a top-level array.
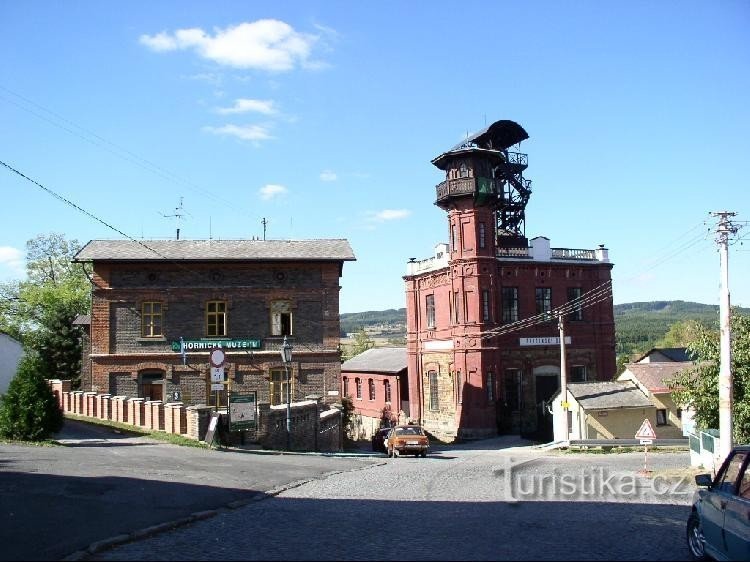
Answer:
[{"left": 0, "top": 354, "right": 63, "bottom": 441}]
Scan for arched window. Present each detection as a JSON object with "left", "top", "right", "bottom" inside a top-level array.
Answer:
[{"left": 368, "top": 379, "right": 376, "bottom": 401}]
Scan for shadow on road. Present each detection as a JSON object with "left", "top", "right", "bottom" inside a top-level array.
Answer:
[
  {"left": 95, "top": 495, "right": 693, "bottom": 561},
  {"left": 0, "top": 471, "right": 266, "bottom": 562}
]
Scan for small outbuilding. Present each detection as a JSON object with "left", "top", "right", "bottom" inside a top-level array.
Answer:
[
  {"left": 341, "top": 347, "right": 409, "bottom": 439},
  {"left": 552, "top": 381, "right": 655, "bottom": 441},
  {"left": 618, "top": 361, "right": 694, "bottom": 438}
]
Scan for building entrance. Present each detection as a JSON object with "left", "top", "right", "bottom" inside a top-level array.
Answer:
[
  {"left": 140, "top": 372, "right": 164, "bottom": 402},
  {"left": 534, "top": 366, "right": 560, "bottom": 442}
]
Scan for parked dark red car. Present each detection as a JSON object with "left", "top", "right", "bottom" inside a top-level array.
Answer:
[{"left": 371, "top": 428, "right": 391, "bottom": 453}]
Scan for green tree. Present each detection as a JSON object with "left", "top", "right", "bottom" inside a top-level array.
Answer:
[
  {"left": 340, "top": 394, "right": 356, "bottom": 443},
  {"left": 0, "top": 234, "right": 90, "bottom": 386},
  {"left": 0, "top": 353, "right": 64, "bottom": 440},
  {"left": 668, "top": 311, "right": 750, "bottom": 443},
  {"left": 655, "top": 319, "right": 706, "bottom": 349},
  {"left": 341, "top": 328, "right": 375, "bottom": 361}
]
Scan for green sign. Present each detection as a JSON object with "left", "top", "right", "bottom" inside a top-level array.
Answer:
[
  {"left": 229, "top": 392, "right": 257, "bottom": 431},
  {"left": 171, "top": 339, "right": 262, "bottom": 352}
]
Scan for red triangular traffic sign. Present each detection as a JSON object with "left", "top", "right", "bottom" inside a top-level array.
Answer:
[{"left": 635, "top": 418, "right": 656, "bottom": 439}]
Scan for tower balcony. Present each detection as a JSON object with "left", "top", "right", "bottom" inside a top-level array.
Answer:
[{"left": 435, "top": 177, "right": 497, "bottom": 206}]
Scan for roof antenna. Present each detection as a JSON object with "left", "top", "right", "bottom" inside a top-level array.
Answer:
[
  {"left": 160, "top": 196, "right": 190, "bottom": 240},
  {"left": 262, "top": 217, "right": 268, "bottom": 240}
]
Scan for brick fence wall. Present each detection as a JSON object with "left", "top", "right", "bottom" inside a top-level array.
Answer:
[{"left": 47, "top": 379, "right": 342, "bottom": 452}]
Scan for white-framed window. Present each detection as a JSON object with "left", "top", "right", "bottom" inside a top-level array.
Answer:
[
  {"left": 141, "top": 301, "right": 163, "bottom": 337},
  {"left": 535, "top": 287, "right": 552, "bottom": 316},
  {"left": 482, "top": 289, "right": 491, "bottom": 322},
  {"left": 567, "top": 287, "right": 583, "bottom": 321},
  {"left": 271, "top": 300, "right": 292, "bottom": 336},
  {"left": 270, "top": 369, "right": 293, "bottom": 406},
  {"left": 428, "top": 371, "right": 439, "bottom": 411},
  {"left": 570, "top": 366, "right": 587, "bottom": 382},
  {"left": 206, "top": 301, "right": 227, "bottom": 337},
  {"left": 426, "top": 294, "right": 436, "bottom": 328},
  {"left": 487, "top": 372, "right": 495, "bottom": 403},
  {"left": 502, "top": 287, "right": 519, "bottom": 323}
]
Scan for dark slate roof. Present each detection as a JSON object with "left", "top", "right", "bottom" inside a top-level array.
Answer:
[
  {"left": 620, "top": 362, "right": 694, "bottom": 393},
  {"left": 447, "top": 120, "right": 529, "bottom": 152},
  {"left": 431, "top": 120, "right": 529, "bottom": 170},
  {"left": 568, "top": 381, "right": 653, "bottom": 410},
  {"left": 73, "top": 239, "right": 356, "bottom": 262},
  {"left": 635, "top": 347, "right": 692, "bottom": 363},
  {"left": 72, "top": 314, "right": 91, "bottom": 326},
  {"left": 341, "top": 347, "right": 407, "bottom": 374}
]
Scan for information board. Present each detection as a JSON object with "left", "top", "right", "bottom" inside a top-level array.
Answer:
[{"left": 229, "top": 392, "right": 257, "bottom": 431}]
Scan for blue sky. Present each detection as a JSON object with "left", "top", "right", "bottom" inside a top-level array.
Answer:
[{"left": 1, "top": 1, "right": 748, "bottom": 314}]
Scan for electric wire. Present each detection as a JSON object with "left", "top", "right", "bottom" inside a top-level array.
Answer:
[{"left": 0, "top": 85, "right": 259, "bottom": 231}]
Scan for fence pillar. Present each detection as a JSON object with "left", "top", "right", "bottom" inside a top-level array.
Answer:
[
  {"left": 97, "top": 394, "right": 111, "bottom": 420},
  {"left": 127, "top": 398, "right": 145, "bottom": 427}
]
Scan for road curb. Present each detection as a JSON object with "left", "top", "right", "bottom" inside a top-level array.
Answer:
[{"left": 61, "top": 463, "right": 382, "bottom": 561}]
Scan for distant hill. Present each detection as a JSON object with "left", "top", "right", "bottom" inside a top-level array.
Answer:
[
  {"left": 613, "top": 300, "right": 749, "bottom": 358},
  {"left": 340, "top": 301, "right": 750, "bottom": 358},
  {"left": 340, "top": 308, "right": 406, "bottom": 336}
]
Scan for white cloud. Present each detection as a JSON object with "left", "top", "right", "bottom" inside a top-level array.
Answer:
[
  {"left": 368, "top": 209, "right": 411, "bottom": 222},
  {"left": 202, "top": 124, "right": 273, "bottom": 142},
  {"left": 319, "top": 170, "right": 337, "bottom": 182},
  {"left": 0, "top": 246, "right": 24, "bottom": 277},
  {"left": 139, "top": 20, "right": 319, "bottom": 71},
  {"left": 259, "top": 184, "right": 287, "bottom": 200},
  {"left": 216, "top": 99, "right": 276, "bottom": 115}
]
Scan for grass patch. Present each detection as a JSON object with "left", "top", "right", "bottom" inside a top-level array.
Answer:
[
  {"left": 564, "top": 445, "right": 689, "bottom": 454},
  {"left": 61, "top": 414, "right": 209, "bottom": 449},
  {"left": 0, "top": 438, "right": 62, "bottom": 447}
]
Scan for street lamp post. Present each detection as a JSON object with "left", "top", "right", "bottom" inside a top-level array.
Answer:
[{"left": 281, "top": 336, "right": 293, "bottom": 450}]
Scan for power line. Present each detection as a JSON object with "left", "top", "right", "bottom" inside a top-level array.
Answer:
[
  {"left": 0, "top": 85, "right": 262, "bottom": 236},
  {"left": 0, "top": 159, "right": 210, "bottom": 282}
]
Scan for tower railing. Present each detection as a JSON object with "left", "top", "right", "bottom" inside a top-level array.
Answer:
[{"left": 435, "top": 177, "right": 487, "bottom": 202}]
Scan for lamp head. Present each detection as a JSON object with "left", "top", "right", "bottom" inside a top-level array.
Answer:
[{"left": 280, "top": 335, "right": 293, "bottom": 363}]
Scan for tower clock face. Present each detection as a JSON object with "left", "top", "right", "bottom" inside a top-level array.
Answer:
[{"left": 210, "top": 348, "right": 225, "bottom": 367}]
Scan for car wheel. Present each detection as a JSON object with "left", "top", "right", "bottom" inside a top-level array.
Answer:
[
  {"left": 687, "top": 512, "right": 707, "bottom": 561},
  {"left": 393, "top": 448, "right": 400, "bottom": 458},
  {"left": 420, "top": 451, "right": 427, "bottom": 458}
]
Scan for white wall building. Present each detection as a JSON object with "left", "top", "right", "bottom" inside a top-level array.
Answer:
[{"left": 0, "top": 333, "right": 23, "bottom": 394}]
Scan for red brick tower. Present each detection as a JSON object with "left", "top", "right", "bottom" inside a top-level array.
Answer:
[{"left": 405, "top": 120, "right": 615, "bottom": 441}]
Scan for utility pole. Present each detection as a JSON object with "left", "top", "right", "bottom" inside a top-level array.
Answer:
[
  {"left": 558, "top": 312, "right": 569, "bottom": 441},
  {"left": 712, "top": 211, "right": 740, "bottom": 462},
  {"left": 262, "top": 217, "right": 268, "bottom": 241}
]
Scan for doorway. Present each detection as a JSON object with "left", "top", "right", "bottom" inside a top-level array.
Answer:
[
  {"left": 140, "top": 372, "right": 164, "bottom": 401},
  {"left": 534, "top": 366, "right": 560, "bottom": 442}
]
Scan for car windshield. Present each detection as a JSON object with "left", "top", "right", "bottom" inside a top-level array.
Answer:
[{"left": 394, "top": 427, "right": 423, "bottom": 436}]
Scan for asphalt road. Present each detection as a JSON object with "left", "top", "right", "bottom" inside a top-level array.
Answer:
[
  {"left": 94, "top": 441, "right": 696, "bottom": 561},
  {"left": 0, "top": 419, "right": 379, "bottom": 561}
]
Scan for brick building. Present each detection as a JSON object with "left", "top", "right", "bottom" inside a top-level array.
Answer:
[
  {"left": 340, "top": 347, "right": 409, "bottom": 439},
  {"left": 404, "top": 120, "right": 616, "bottom": 441},
  {"left": 73, "top": 239, "right": 355, "bottom": 408}
]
